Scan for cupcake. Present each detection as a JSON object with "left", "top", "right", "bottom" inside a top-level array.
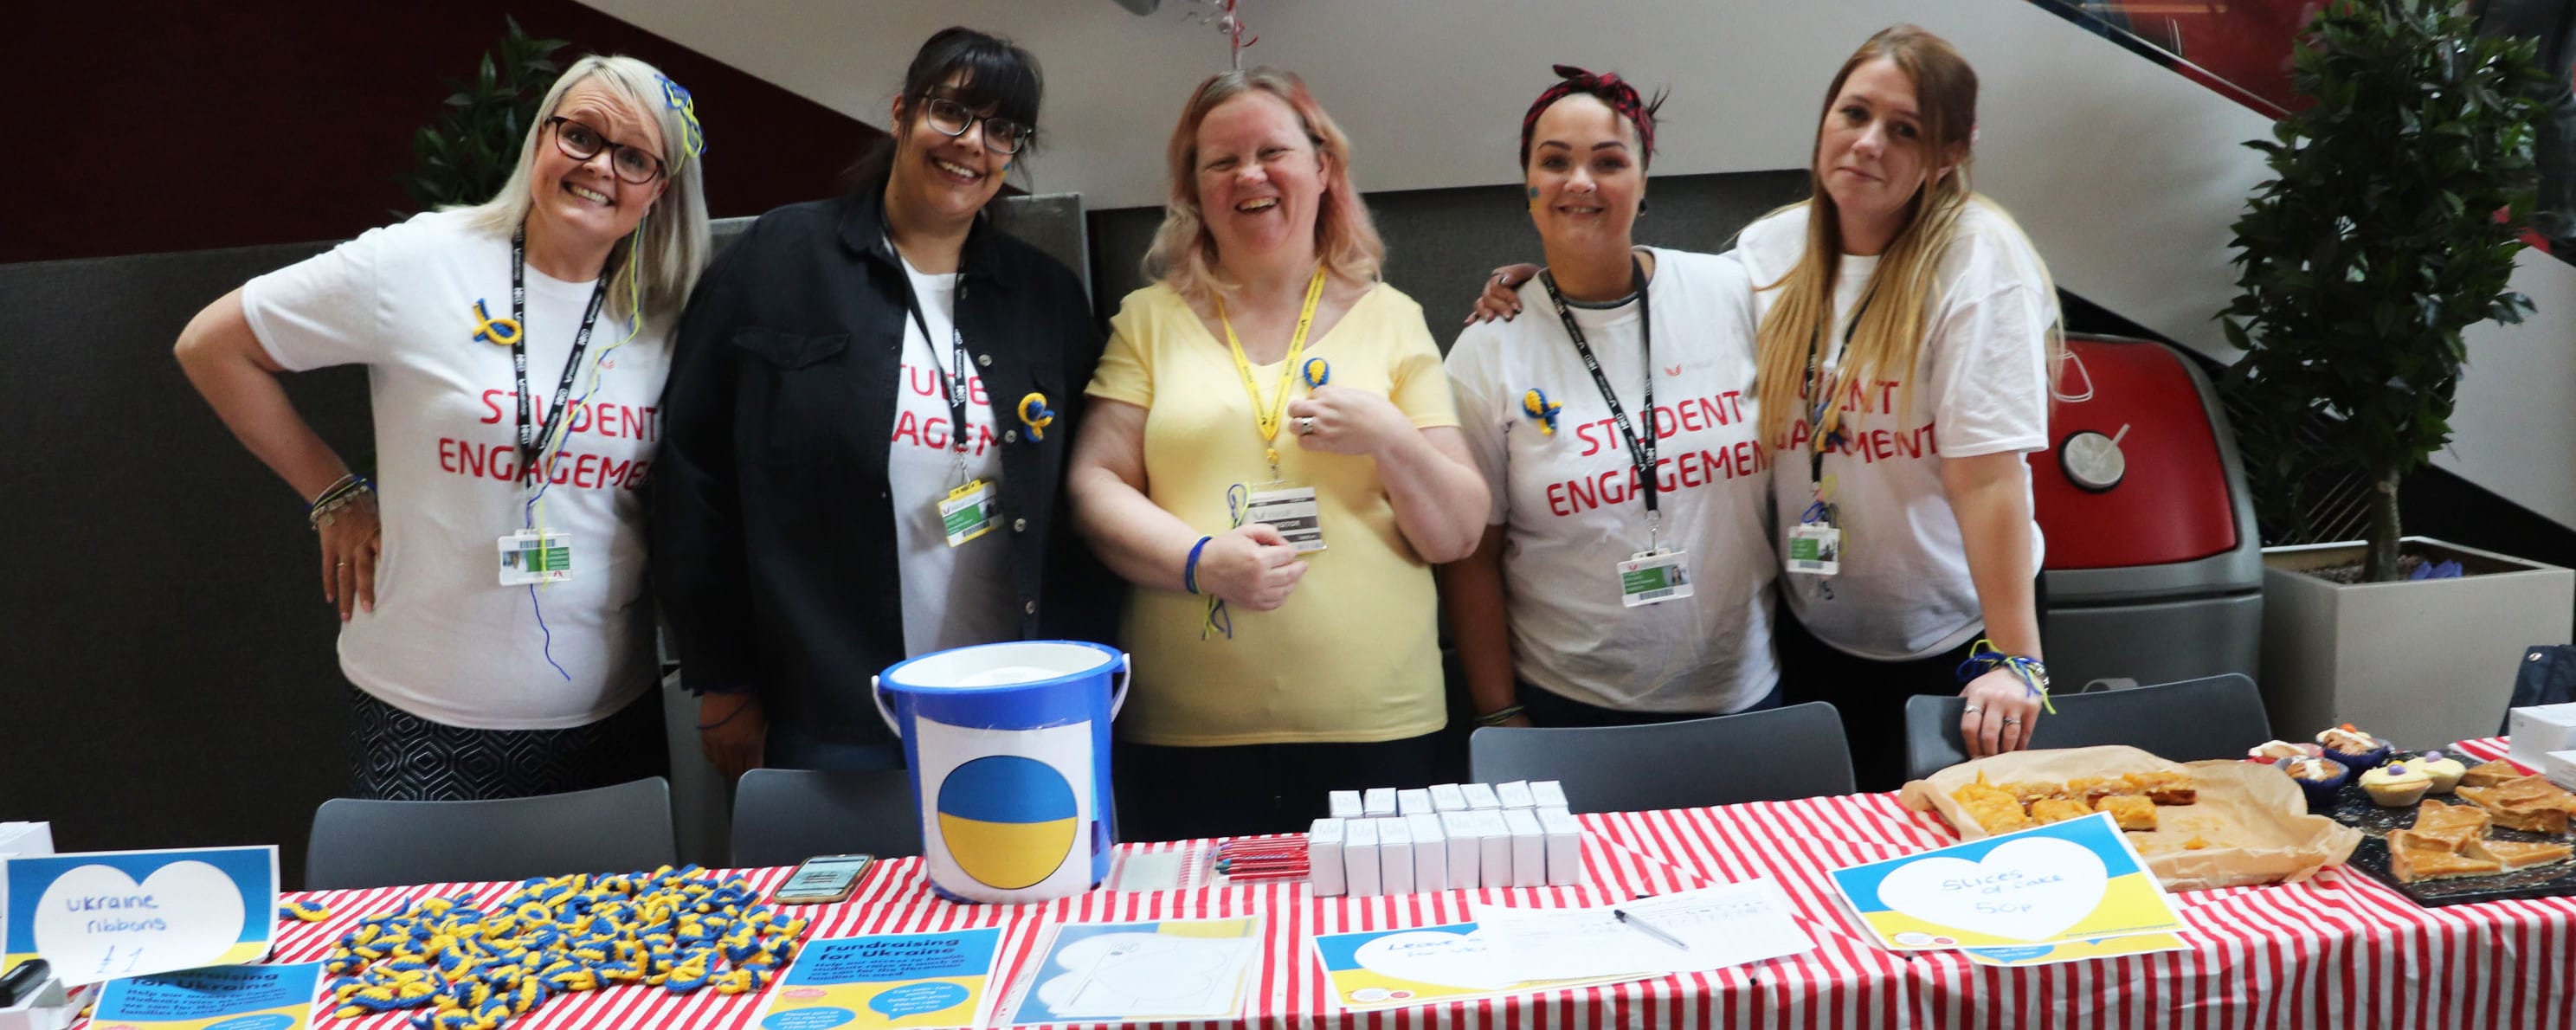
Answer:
[
  {"left": 2360, "top": 761, "right": 2434, "bottom": 807},
  {"left": 2316, "top": 724, "right": 2391, "bottom": 771},
  {"left": 2248, "top": 739, "right": 2323, "bottom": 763},
  {"left": 2280, "top": 756, "right": 2351, "bottom": 810},
  {"left": 2412, "top": 750, "right": 2467, "bottom": 793}
]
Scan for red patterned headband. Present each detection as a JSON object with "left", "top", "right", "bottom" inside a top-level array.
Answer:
[{"left": 1518, "top": 63, "right": 1656, "bottom": 169}]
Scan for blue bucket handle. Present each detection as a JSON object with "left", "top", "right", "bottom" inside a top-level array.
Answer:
[{"left": 871, "top": 651, "right": 1130, "bottom": 735}]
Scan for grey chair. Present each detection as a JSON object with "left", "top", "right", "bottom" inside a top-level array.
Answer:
[
  {"left": 306, "top": 776, "right": 677, "bottom": 890},
  {"left": 729, "top": 768, "right": 925, "bottom": 867},
  {"left": 1468, "top": 701, "right": 1857, "bottom": 811},
  {"left": 1902, "top": 673, "right": 2273, "bottom": 782}
]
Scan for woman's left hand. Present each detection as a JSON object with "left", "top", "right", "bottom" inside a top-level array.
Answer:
[
  {"left": 1960, "top": 666, "right": 2042, "bottom": 758},
  {"left": 1287, "top": 385, "right": 1410, "bottom": 457}
]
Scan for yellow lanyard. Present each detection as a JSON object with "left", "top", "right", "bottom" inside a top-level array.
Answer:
[{"left": 1214, "top": 267, "right": 1329, "bottom": 476}]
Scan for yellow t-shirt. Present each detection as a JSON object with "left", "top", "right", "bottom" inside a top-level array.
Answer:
[{"left": 1086, "top": 281, "right": 1459, "bottom": 746}]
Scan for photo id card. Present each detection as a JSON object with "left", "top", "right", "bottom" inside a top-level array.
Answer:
[
  {"left": 498, "top": 530, "right": 574, "bottom": 584},
  {"left": 941, "top": 478, "right": 999, "bottom": 547},
  {"left": 1787, "top": 523, "right": 1841, "bottom": 576},
  {"left": 1246, "top": 485, "right": 1326, "bottom": 553},
  {"left": 1618, "top": 548, "right": 1691, "bottom": 607}
]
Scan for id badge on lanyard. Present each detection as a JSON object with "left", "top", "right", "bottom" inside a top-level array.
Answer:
[
  {"left": 492, "top": 229, "right": 604, "bottom": 586},
  {"left": 898, "top": 241, "right": 1000, "bottom": 550},
  {"left": 1539, "top": 261, "right": 1690, "bottom": 607},
  {"left": 1220, "top": 271, "right": 1333, "bottom": 554},
  {"left": 1788, "top": 293, "right": 1871, "bottom": 580}
]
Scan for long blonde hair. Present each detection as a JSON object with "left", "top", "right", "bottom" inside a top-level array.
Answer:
[
  {"left": 458, "top": 55, "right": 711, "bottom": 325},
  {"left": 1143, "top": 68, "right": 1384, "bottom": 305},
  {"left": 1753, "top": 26, "right": 2060, "bottom": 447}
]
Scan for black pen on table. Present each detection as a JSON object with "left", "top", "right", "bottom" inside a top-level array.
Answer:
[{"left": 1613, "top": 908, "right": 1690, "bottom": 950}]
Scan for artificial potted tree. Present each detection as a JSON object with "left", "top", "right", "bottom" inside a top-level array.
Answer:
[{"left": 2224, "top": 0, "right": 2572, "bottom": 746}]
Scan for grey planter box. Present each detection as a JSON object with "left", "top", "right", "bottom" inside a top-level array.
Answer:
[{"left": 2258, "top": 537, "right": 2573, "bottom": 750}]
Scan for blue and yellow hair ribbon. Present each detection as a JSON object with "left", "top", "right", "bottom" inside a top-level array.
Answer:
[
  {"left": 1017, "top": 391, "right": 1054, "bottom": 441},
  {"left": 657, "top": 74, "right": 706, "bottom": 165},
  {"left": 1522, "top": 388, "right": 1562, "bottom": 435}
]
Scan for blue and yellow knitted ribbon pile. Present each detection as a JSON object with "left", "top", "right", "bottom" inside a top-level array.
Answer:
[{"left": 320, "top": 866, "right": 808, "bottom": 1029}]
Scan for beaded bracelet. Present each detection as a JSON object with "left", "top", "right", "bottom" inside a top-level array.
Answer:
[
  {"left": 1955, "top": 638, "right": 2056, "bottom": 714},
  {"left": 307, "top": 473, "right": 374, "bottom": 531},
  {"left": 1475, "top": 705, "right": 1526, "bottom": 727}
]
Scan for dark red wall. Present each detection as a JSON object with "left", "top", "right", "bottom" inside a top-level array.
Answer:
[{"left": 6, "top": 3, "right": 886, "bottom": 264}]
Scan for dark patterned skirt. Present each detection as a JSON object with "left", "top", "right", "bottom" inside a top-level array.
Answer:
[{"left": 347, "top": 684, "right": 670, "bottom": 801}]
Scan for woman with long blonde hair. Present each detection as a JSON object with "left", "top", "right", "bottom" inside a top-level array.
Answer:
[{"left": 1742, "top": 25, "right": 2060, "bottom": 789}]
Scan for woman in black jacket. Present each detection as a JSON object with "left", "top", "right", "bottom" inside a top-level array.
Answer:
[{"left": 653, "top": 27, "right": 1111, "bottom": 776}]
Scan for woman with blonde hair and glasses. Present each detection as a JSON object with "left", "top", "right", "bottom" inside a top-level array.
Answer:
[
  {"left": 1070, "top": 68, "right": 1488, "bottom": 840},
  {"left": 175, "top": 55, "right": 710, "bottom": 799}
]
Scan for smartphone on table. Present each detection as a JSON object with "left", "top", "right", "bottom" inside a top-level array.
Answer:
[{"left": 773, "top": 853, "right": 875, "bottom": 904}]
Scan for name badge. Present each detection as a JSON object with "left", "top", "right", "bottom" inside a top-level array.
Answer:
[
  {"left": 1618, "top": 548, "right": 1691, "bottom": 607},
  {"left": 1246, "top": 485, "right": 1326, "bottom": 553},
  {"left": 1787, "top": 523, "right": 1841, "bottom": 576},
  {"left": 940, "top": 479, "right": 999, "bottom": 547},
  {"left": 498, "top": 530, "right": 574, "bottom": 584}
]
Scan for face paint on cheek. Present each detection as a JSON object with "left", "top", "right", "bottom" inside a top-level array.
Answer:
[{"left": 1527, "top": 186, "right": 1540, "bottom": 198}]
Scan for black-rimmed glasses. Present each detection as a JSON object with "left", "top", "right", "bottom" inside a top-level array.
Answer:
[
  {"left": 549, "top": 117, "right": 667, "bottom": 184},
  {"left": 918, "top": 95, "right": 1031, "bottom": 155}
]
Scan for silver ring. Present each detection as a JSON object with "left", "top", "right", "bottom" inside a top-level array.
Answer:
[
  {"left": 1298, "top": 415, "right": 1317, "bottom": 435},
  {"left": 337, "top": 561, "right": 349, "bottom": 568},
  {"left": 1961, "top": 705, "right": 1981, "bottom": 715},
  {"left": 2002, "top": 717, "right": 2021, "bottom": 726}
]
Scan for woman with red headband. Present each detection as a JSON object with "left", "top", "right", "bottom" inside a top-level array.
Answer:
[{"left": 1440, "top": 66, "right": 1778, "bottom": 731}]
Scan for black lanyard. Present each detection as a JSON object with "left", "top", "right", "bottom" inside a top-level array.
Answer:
[
  {"left": 1803, "top": 290, "right": 1875, "bottom": 486},
  {"left": 1540, "top": 256, "right": 1657, "bottom": 524},
  {"left": 892, "top": 249, "right": 974, "bottom": 460},
  {"left": 508, "top": 231, "right": 609, "bottom": 487}
]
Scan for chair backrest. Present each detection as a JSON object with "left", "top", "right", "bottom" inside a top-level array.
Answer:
[
  {"left": 1902, "top": 673, "right": 2274, "bottom": 783},
  {"left": 1468, "top": 701, "right": 1856, "bottom": 811},
  {"left": 306, "top": 777, "right": 677, "bottom": 890},
  {"left": 730, "top": 768, "right": 924, "bottom": 867}
]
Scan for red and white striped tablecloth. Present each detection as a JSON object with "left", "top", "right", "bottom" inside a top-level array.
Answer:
[{"left": 149, "top": 737, "right": 2576, "bottom": 1028}]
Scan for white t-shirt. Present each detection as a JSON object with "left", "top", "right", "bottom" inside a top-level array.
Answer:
[
  {"left": 1446, "top": 248, "right": 1778, "bottom": 713},
  {"left": 887, "top": 258, "right": 1014, "bottom": 658},
  {"left": 241, "top": 209, "right": 666, "bottom": 730},
  {"left": 1737, "top": 201, "right": 2052, "bottom": 660}
]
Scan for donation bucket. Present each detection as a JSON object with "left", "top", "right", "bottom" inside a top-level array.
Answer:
[{"left": 873, "top": 641, "right": 1128, "bottom": 904}]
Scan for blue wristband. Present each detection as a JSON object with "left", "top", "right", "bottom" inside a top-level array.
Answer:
[{"left": 1183, "top": 535, "right": 1214, "bottom": 595}]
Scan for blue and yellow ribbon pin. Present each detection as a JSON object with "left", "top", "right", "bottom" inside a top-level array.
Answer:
[
  {"left": 1300, "top": 357, "right": 1330, "bottom": 389},
  {"left": 658, "top": 74, "right": 706, "bottom": 162},
  {"left": 1523, "top": 388, "right": 1562, "bottom": 435},
  {"left": 1016, "top": 392, "right": 1055, "bottom": 441},
  {"left": 471, "top": 299, "right": 523, "bottom": 346}
]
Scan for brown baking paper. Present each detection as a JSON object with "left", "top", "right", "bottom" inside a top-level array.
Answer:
[{"left": 1898, "top": 745, "right": 2361, "bottom": 892}]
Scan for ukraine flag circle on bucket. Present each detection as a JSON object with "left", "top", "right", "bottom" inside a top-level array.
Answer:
[{"left": 936, "top": 755, "right": 1080, "bottom": 890}]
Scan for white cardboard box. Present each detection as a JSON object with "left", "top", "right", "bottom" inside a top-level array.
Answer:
[
  {"left": 0, "top": 821, "right": 53, "bottom": 859},
  {"left": 1362, "top": 788, "right": 1399, "bottom": 817},
  {"left": 1477, "top": 811, "right": 1517, "bottom": 885},
  {"left": 1439, "top": 811, "right": 1491, "bottom": 887},
  {"left": 1496, "top": 781, "right": 1536, "bottom": 808},
  {"left": 1308, "top": 818, "right": 1347, "bottom": 897},
  {"left": 1428, "top": 783, "right": 1469, "bottom": 812},
  {"left": 1537, "top": 808, "right": 1585, "bottom": 885},
  {"left": 1463, "top": 782, "right": 1503, "bottom": 810},
  {"left": 1377, "top": 817, "right": 1414, "bottom": 894},
  {"left": 1345, "top": 817, "right": 1382, "bottom": 896},
  {"left": 0, "top": 976, "right": 80, "bottom": 1030},
  {"left": 1530, "top": 780, "right": 1568, "bottom": 809},
  {"left": 2510, "top": 703, "right": 2576, "bottom": 770},
  {"left": 1407, "top": 813, "right": 1448, "bottom": 891},
  {"left": 1396, "top": 788, "right": 1433, "bottom": 815},
  {"left": 1502, "top": 809, "right": 1546, "bottom": 887},
  {"left": 1327, "top": 790, "right": 1364, "bottom": 820},
  {"left": 2545, "top": 750, "right": 2576, "bottom": 791}
]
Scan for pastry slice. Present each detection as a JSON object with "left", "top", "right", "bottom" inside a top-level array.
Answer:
[
  {"left": 2461, "top": 784, "right": 2575, "bottom": 834},
  {"left": 2029, "top": 798, "right": 2093, "bottom": 824},
  {"left": 2408, "top": 801, "right": 2492, "bottom": 850},
  {"left": 2122, "top": 769, "right": 2199, "bottom": 805},
  {"left": 2066, "top": 776, "right": 2129, "bottom": 802},
  {"left": 2471, "top": 839, "right": 2576, "bottom": 871},
  {"left": 1999, "top": 781, "right": 2064, "bottom": 806},
  {"left": 2095, "top": 794, "right": 2158, "bottom": 832},
  {"left": 2386, "top": 830, "right": 2503, "bottom": 883},
  {"left": 2491, "top": 774, "right": 2576, "bottom": 812},
  {"left": 2461, "top": 760, "right": 2524, "bottom": 789}
]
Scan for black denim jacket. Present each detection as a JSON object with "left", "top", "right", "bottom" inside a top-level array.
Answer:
[{"left": 651, "top": 190, "right": 1117, "bottom": 750}]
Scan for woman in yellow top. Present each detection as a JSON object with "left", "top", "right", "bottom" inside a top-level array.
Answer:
[{"left": 1070, "top": 68, "right": 1489, "bottom": 841}]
